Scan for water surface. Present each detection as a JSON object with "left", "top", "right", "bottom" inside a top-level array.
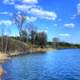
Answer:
[{"left": 2, "top": 49, "right": 80, "bottom": 80}]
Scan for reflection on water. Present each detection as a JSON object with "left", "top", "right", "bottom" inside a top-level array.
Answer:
[{"left": 2, "top": 49, "right": 80, "bottom": 80}]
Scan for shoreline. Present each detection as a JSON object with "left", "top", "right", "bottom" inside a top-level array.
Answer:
[
  {"left": 9, "top": 48, "right": 56, "bottom": 56},
  {"left": 0, "top": 53, "right": 9, "bottom": 77},
  {"left": 0, "top": 48, "right": 55, "bottom": 58},
  {"left": 0, "top": 52, "right": 9, "bottom": 63},
  {"left": 0, "top": 48, "right": 55, "bottom": 77}
]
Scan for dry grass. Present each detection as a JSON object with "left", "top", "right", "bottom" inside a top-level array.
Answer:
[
  {"left": 32, "top": 47, "right": 55, "bottom": 52},
  {"left": 0, "top": 52, "right": 8, "bottom": 63}
]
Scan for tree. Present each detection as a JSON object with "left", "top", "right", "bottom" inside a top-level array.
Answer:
[
  {"left": 26, "top": 23, "right": 38, "bottom": 45},
  {"left": 38, "top": 32, "right": 47, "bottom": 48},
  {"left": 30, "top": 30, "right": 37, "bottom": 45},
  {"left": 0, "top": 26, "right": 10, "bottom": 53},
  {"left": 13, "top": 13, "right": 26, "bottom": 41},
  {"left": 53, "top": 37, "right": 60, "bottom": 49},
  {"left": 0, "top": 27, "right": 5, "bottom": 52},
  {"left": 20, "top": 29, "right": 28, "bottom": 42}
]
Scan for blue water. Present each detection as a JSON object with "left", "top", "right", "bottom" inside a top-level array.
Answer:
[{"left": 2, "top": 49, "right": 80, "bottom": 80}]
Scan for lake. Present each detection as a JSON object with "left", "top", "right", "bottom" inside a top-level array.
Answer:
[{"left": 2, "top": 49, "right": 80, "bottom": 80}]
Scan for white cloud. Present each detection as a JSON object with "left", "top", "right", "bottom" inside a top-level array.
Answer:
[
  {"left": 77, "top": 3, "right": 80, "bottom": 15},
  {"left": 3, "top": 0, "right": 15, "bottom": 5},
  {"left": 22, "top": 0, "right": 38, "bottom": 4},
  {"left": 0, "top": 12, "right": 13, "bottom": 16},
  {"left": 70, "top": 14, "right": 77, "bottom": 20},
  {"left": 26, "top": 16, "right": 37, "bottom": 22},
  {"left": 0, "top": 20, "right": 12, "bottom": 26},
  {"left": 3, "top": 0, "right": 38, "bottom": 5},
  {"left": 70, "top": 3, "right": 80, "bottom": 19},
  {"left": 64, "top": 23, "right": 75, "bottom": 28},
  {"left": 15, "top": 4, "right": 35, "bottom": 11},
  {"left": 28, "top": 8, "right": 57, "bottom": 20},
  {"left": 59, "top": 33, "right": 70, "bottom": 37},
  {"left": 4, "top": 0, "right": 56, "bottom": 21},
  {"left": 15, "top": 4, "right": 57, "bottom": 20}
]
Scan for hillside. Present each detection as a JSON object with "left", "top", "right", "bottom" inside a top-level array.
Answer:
[{"left": 0, "top": 37, "right": 30, "bottom": 54}]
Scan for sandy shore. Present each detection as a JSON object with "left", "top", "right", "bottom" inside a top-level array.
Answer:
[
  {"left": 0, "top": 52, "right": 9, "bottom": 78},
  {"left": 10, "top": 48, "right": 56, "bottom": 56},
  {"left": 0, "top": 52, "right": 8, "bottom": 63},
  {"left": 31, "top": 48, "right": 56, "bottom": 52},
  {"left": 0, "top": 66, "right": 4, "bottom": 78}
]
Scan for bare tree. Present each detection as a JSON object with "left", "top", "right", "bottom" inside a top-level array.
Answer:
[
  {"left": 13, "top": 13, "right": 26, "bottom": 40},
  {"left": 0, "top": 24, "right": 11, "bottom": 54},
  {"left": 4, "top": 36, "right": 8, "bottom": 53},
  {"left": 53, "top": 37, "right": 60, "bottom": 49},
  {"left": 20, "top": 29, "right": 28, "bottom": 42},
  {"left": 38, "top": 32, "right": 47, "bottom": 48},
  {"left": 1, "top": 27, "right": 5, "bottom": 53},
  {"left": 4, "top": 27, "right": 11, "bottom": 54}
]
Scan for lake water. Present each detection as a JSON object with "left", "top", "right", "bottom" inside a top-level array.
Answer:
[{"left": 2, "top": 49, "right": 80, "bottom": 80}]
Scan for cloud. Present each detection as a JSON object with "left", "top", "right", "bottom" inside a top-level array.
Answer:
[
  {"left": 59, "top": 33, "right": 70, "bottom": 37},
  {"left": 26, "top": 16, "right": 37, "bottom": 22},
  {"left": 15, "top": 5, "right": 57, "bottom": 20},
  {"left": 15, "top": 4, "right": 57, "bottom": 21},
  {"left": 15, "top": 4, "right": 35, "bottom": 11},
  {"left": 0, "top": 12, "right": 13, "bottom": 16},
  {"left": 4, "top": 0, "right": 57, "bottom": 21},
  {"left": 77, "top": 3, "right": 80, "bottom": 15},
  {"left": 70, "top": 14, "right": 77, "bottom": 20},
  {"left": 22, "top": 0, "right": 38, "bottom": 4},
  {"left": 70, "top": 3, "right": 80, "bottom": 19},
  {"left": 64, "top": 23, "right": 75, "bottom": 28},
  {"left": 3, "top": 0, "right": 15, "bottom": 5},
  {"left": 3, "top": 0, "right": 38, "bottom": 5},
  {"left": 28, "top": 8, "right": 57, "bottom": 20},
  {"left": 0, "top": 20, "right": 12, "bottom": 26}
]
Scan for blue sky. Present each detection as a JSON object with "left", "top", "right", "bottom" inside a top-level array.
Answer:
[{"left": 0, "top": 0, "right": 80, "bottom": 43}]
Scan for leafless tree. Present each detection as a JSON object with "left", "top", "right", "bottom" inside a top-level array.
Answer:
[
  {"left": 1, "top": 27, "right": 5, "bottom": 53},
  {"left": 13, "top": 13, "right": 26, "bottom": 40},
  {"left": 38, "top": 32, "right": 47, "bottom": 48},
  {"left": 20, "top": 29, "right": 28, "bottom": 42},
  {"left": 53, "top": 37, "right": 60, "bottom": 49},
  {"left": 0, "top": 25, "right": 11, "bottom": 54}
]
